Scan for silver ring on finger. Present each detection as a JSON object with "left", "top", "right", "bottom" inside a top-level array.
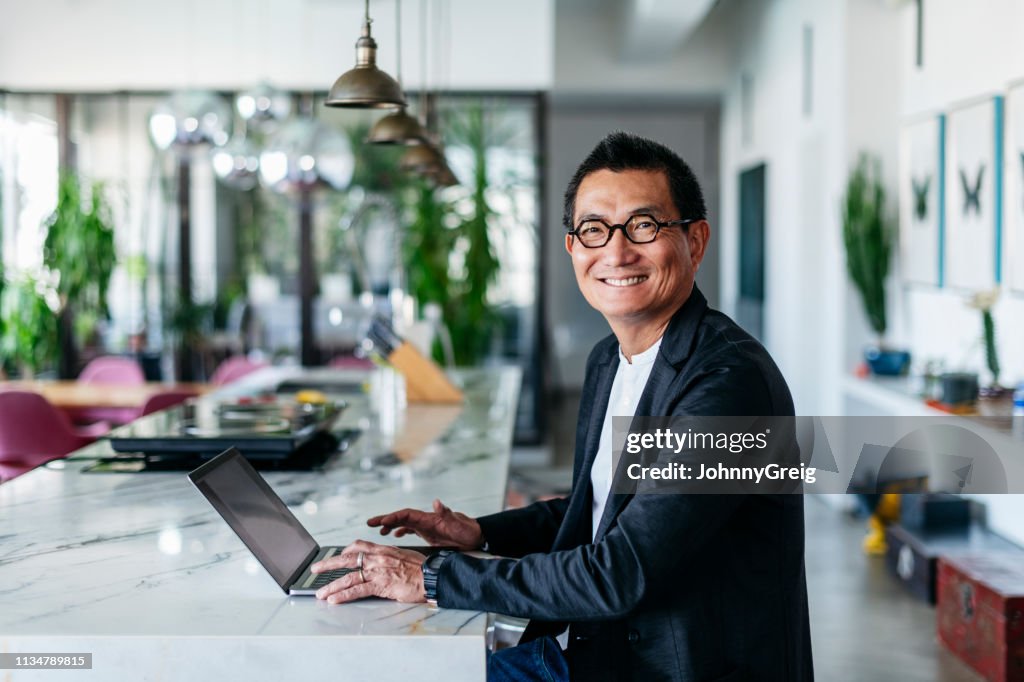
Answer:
[
  {"left": 359, "top": 567, "right": 366, "bottom": 583},
  {"left": 357, "top": 551, "right": 364, "bottom": 569}
]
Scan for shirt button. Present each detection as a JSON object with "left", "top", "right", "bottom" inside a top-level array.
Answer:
[{"left": 628, "top": 629, "right": 640, "bottom": 644}]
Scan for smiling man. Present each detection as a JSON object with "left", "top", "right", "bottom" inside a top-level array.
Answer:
[{"left": 312, "top": 132, "right": 814, "bottom": 681}]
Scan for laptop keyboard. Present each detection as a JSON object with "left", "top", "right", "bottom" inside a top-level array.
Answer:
[{"left": 309, "top": 567, "right": 356, "bottom": 588}]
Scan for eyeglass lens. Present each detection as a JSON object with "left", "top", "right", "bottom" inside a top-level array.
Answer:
[{"left": 575, "top": 214, "right": 660, "bottom": 247}]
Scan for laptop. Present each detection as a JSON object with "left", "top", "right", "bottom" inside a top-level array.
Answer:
[{"left": 188, "top": 447, "right": 357, "bottom": 595}]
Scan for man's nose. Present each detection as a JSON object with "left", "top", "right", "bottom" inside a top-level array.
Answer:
[{"left": 601, "top": 227, "right": 638, "bottom": 263}]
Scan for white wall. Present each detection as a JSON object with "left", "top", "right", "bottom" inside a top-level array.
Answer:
[
  {"left": 898, "top": 0, "right": 1024, "bottom": 388},
  {"left": 719, "top": 0, "right": 860, "bottom": 415},
  {"left": 0, "top": 0, "right": 554, "bottom": 92},
  {"left": 894, "top": 0, "right": 1024, "bottom": 547}
]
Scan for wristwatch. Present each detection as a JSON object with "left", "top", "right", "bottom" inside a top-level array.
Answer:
[{"left": 422, "top": 550, "right": 453, "bottom": 607}]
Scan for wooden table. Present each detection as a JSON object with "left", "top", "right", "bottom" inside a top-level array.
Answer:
[{"left": 0, "top": 380, "right": 212, "bottom": 410}]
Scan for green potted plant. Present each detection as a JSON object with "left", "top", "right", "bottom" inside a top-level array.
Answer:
[
  {"left": 842, "top": 153, "right": 909, "bottom": 375},
  {"left": 966, "top": 289, "right": 1004, "bottom": 395},
  {"left": 444, "top": 104, "right": 501, "bottom": 365},
  {"left": 42, "top": 174, "right": 117, "bottom": 373},
  {"left": 0, "top": 274, "right": 60, "bottom": 379}
]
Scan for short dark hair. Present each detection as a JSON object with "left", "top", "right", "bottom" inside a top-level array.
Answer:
[{"left": 563, "top": 131, "right": 707, "bottom": 229}]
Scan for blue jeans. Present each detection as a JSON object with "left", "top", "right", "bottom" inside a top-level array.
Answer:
[{"left": 487, "top": 636, "right": 569, "bottom": 682}]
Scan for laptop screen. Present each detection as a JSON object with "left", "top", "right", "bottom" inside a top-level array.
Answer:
[{"left": 189, "top": 448, "right": 318, "bottom": 590}]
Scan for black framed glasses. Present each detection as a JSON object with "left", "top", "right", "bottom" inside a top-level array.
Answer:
[{"left": 566, "top": 214, "right": 697, "bottom": 248}]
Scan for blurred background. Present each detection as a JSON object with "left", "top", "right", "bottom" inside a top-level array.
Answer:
[{"left": 2, "top": 1, "right": 1024, "bottom": 678}]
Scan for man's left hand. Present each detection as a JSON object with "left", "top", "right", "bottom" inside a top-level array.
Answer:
[{"left": 311, "top": 540, "right": 427, "bottom": 604}]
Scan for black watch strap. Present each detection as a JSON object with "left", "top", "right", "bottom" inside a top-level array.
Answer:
[{"left": 422, "top": 550, "right": 453, "bottom": 605}]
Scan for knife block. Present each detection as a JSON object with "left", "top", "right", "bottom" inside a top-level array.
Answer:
[{"left": 386, "top": 342, "right": 463, "bottom": 404}]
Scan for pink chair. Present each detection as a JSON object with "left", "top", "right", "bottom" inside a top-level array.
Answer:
[
  {"left": 209, "top": 356, "right": 268, "bottom": 386},
  {"left": 78, "top": 356, "right": 146, "bottom": 385},
  {"left": 0, "top": 391, "right": 109, "bottom": 482},
  {"left": 140, "top": 390, "right": 199, "bottom": 417},
  {"left": 328, "top": 354, "right": 375, "bottom": 370},
  {"left": 75, "top": 356, "right": 147, "bottom": 425}
]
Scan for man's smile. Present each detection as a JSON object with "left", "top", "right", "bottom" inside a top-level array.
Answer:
[{"left": 600, "top": 275, "right": 649, "bottom": 287}]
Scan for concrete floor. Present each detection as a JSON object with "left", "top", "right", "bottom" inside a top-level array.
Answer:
[{"left": 804, "top": 496, "right": 981, "bottom": 681}]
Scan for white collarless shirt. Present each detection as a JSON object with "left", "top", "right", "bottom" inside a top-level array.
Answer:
[{"left": 590, "top": 338, "right": 662, "bottom": 541}]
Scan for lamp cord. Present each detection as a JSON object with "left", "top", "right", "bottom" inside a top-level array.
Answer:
[{"left": 395, "top": 0, "right": 402, "bottom": 86}]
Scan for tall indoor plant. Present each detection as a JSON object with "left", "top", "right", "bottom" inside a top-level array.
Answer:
[
  {"left": 0, "top": 275, "right": 59, "bottom": 378},
  {"left": 42, "top": 174, "right": 117, "bottom": 376},
  {"left": 841, "top": 153, "right": 908, "bottom": 375},
  {"left": 446, "top": 104, "right": 501, "bottom": 365}
]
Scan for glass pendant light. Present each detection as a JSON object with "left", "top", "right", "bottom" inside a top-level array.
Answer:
[
  {"left": 236, "top": 82, "right": 292, "bottom": 134},
  {"left": 259, "top": 117, "right": 355, "bottom": 193},
  {"left": 325, "top": 0, "right": 406, "bottom": 109},
  {"left": 148, "top": 91, "right": 231, "bottom": 150}
]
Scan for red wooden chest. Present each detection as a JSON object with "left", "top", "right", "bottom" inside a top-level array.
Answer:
[{"left": 937, "top": 554, "right": 1024, "bottom": 681}]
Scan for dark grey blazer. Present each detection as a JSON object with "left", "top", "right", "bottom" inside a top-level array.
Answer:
[{"left": 437, "top": 287, "right": 814, "bottom": 681}]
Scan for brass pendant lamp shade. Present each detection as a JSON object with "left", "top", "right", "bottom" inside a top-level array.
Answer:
[
  {"left": 367, "top": 106, "right": 427, "bottom": 144},
  {"left": 399, "top": 139, "right": 446, "bottom": 173},
  {"left": 430, "top": 162, "right": 459, "bottom": 188},
  {"left": 325, "top": 0, "right": 406, "bottom": 109}
]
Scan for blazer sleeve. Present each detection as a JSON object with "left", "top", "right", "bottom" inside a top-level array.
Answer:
[
  {"left": 475, "top": 496, "right": 571, "bottom": 558},
  {"left": 437, "top": 362, "right": 778, "bottom": 620}
]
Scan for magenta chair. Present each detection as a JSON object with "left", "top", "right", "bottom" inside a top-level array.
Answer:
[
  {"left": 78, "top": 356, "right": 146, "bottom": 385},
  {"left": 209, "top": 356, "right": 268, "bottom": 386},
  {"left": 139, "top": 390, "right": 198, "bottom": 417},
  {"left": 328, "top": 354, "right": 375, "bottom": 370},
  {"left": 0, "top": 391, "right": 109, "bottom": 482},
  {"left": 74, "top": 356, "right": 147, "bottom": 425}
]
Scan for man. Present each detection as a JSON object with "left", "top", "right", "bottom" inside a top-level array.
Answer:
[{"left": 312, "top": 132, "right": 814, "bottom": 681}]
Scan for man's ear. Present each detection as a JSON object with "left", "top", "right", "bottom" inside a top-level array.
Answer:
[
  {"left": 688, "top": 220, "right": 710, "bottom": 266},
  {"left": 565, "top": 233, "right": 575, "bottom": 255}
]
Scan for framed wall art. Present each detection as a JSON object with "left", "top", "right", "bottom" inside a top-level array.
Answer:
[
  {"left": 943, "top": 95, "right": 1004, "bottom": 291},
  {"left": 899, "top": 114, "right": 945, "bottom": 287},
  {"left": 1005, "top": 80, "right": 1024, "bottom": 294}
]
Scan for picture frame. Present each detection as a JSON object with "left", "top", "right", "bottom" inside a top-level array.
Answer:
[
  {"left": 1005, "top": 80, "right": 1024, "bottom": 294},
  {"left": 943, "top": 95, "right": 1004, "bottom": 291},
  {"left": 899, "top": 114, "right": 945, "bottom": 287}
]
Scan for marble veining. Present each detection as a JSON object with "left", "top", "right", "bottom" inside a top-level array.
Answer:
[{"left": 0, "top": 367, "right": 519, "bottom": 681}]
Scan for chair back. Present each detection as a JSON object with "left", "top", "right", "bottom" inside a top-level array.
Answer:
[
  {"left": 140, "top": 390, "right": 198, "bottom": 416},
  {"left": 78, "top": 356, "right": 146, "bottom": 385},
  {"left": 328, "top": 354, "right": 375, "bottom": 370},
  {"left": 210, "top": 356, "right": 268, "bottom": 386},
  {"left": 0, "top": 391, "right": 93, "bottom": 481}
]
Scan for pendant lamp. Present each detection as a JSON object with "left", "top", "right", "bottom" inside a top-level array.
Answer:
[
  {"left": 430, "top": 161, "right": 459, "bottom": 188},
  {"left": 325, "top": 0, "right": 406, "bottom": 109},
  {"left": 398, "top": 138, "right": 445, "bottom": 174},
  {"left": 368, "top": 0, "right": 427, "bottom": 144}
]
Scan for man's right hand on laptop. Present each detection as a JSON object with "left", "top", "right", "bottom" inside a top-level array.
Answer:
[{"left": 367, "top": 499, "right": 484, "bottom": 551}]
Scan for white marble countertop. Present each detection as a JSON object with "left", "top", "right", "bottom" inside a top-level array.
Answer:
[{"left": 0, "top": 366, "right": 521, "bottom": 681}]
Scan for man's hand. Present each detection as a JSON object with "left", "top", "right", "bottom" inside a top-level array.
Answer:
[
  {"left": 367, "top": 499, "right": 483, "bottom": 551},
  {"left": 312, "top": 540, "right": 427, "bottom": 604}
]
